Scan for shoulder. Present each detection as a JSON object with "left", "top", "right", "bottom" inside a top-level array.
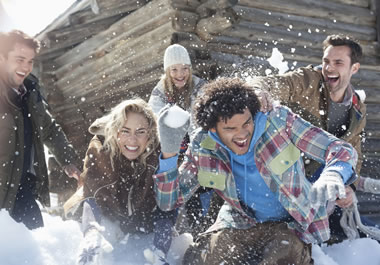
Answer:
[
  {"left": 151, "top": 79, "right": 165, "bottom": 94},
  {"left": 190, "top": 129, "right": 213, "bottom": 151},
  {"left": 283, "top": 65, "right": 322, "bottom": 81},
  {"left": 86, "top": 136, "right": 107, "bottom": 159},
  {"left": 268, "top": 105, "right": 293, "bottom": 119}
]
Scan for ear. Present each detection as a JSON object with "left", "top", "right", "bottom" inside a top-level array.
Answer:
[
  {"left": 210, "top": 128, "right": 216, "bottom": 133},
  {"left": 351, "top": 62, "right": 360, "bottom": 75}
]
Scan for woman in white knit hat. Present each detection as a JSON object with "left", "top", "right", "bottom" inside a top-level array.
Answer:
[{"left": 148, "top": 44, "right": 224, "bottom": 239}]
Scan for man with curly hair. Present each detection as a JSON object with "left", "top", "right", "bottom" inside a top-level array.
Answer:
[{"left": 153, "top": 77, "right": 358, "bottom": 264}]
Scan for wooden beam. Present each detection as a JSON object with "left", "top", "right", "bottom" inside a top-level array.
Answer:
[
  {"left": 234, "top": 5, "right": 376, "bottom": 42},
  {"left": 377, "top": 0, "right": 380, "bottom": 41},
  {"left": 196, "top": 8, "right": 239, "bottom": 40},
  {"left": 238, "top": 0, "right": 376, "bottom": 27},
  {"left": 53, "top": 0, "right": 177, "bottom": 70}
]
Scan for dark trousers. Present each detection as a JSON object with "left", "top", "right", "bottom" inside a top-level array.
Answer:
[
  {"left": 10, "top": 173, "right": 44, "bottom": 229},
  {"left": 153, "top": 207, "right": 177, "bottom": 254},
  {"left": 183, "top": 222, "right": 313, "bottom": 265}
]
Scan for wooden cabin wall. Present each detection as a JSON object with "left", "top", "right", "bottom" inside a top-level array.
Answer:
[{"left": 36, "top": 0, "right": 380, "bottom": 215}]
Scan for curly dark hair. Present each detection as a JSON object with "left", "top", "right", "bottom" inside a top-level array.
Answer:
[
  {"left": 195, "top": 77, "right": 261, "bottom": 131},
  {"left": 323, "top": 34, "right": 362, "bottom": 65},
  {"left": 0, "top": 30, "right": 40, "bottom": 57}
]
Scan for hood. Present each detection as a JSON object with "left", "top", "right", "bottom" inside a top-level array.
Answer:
[{"left": 88, "top": 114, "right": 109, "bottom": 136}]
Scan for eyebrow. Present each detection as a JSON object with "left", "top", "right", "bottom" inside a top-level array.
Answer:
[
  {"left": 121, "top": 126, "right": 148, "bottom": 130},
  {"left": 14, "top": 55, "right": 34, "bottom": 62},
  {"left": 222, "top": 116, "right": 252, "bottom": 130}
]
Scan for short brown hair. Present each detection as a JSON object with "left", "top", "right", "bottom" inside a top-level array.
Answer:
[
  {"left": 0, "top": 30, "right": 40, "bottom": 57},
  {"left": 323, "top": 34, "right": 362, "bottom": 64}
]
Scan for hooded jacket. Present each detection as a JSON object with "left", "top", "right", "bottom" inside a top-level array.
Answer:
[
  {"left": 153, "top": 106, "right": 358, "bottom": 244},
  {"left": 0, "top": 74, "right": 79, "bottom": 210},
  {"left": 251, "top": 65, "right": 366, "bottom": 178},
  {"left": 81, "top": 119, "right": 160, "bottom": 234}
]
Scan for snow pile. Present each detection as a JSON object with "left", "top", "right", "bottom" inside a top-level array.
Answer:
[
  {"left": 267, "top": 47, "right": 289, "bottom": 75},
  {"left": 1, "top": 209, "right": 380, "bottom": 264},
  {"left": 164, "top": 105, "right": 190, "bottom": 128}
]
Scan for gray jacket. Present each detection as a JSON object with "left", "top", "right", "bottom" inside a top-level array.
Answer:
[{"left": 148, "top": 75, "right": 206, "bottom": 138}]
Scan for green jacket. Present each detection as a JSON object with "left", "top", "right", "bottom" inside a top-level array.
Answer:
[
  {"left": 252, "top": 65, "right": 366, "bottom": 179},
  {"left": 0, "top": 74, "right": 79, "bottom": 211}
]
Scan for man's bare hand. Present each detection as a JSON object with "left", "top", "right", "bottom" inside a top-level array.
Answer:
[
  {"left": 63, "top": 164, "right": 81, "bottom": 181},
  {"left": 336, "top": 186, "right": 354, "bottom": 208},
  {"left": 256, "top": 89, "right": 274, "bottom": 113}
]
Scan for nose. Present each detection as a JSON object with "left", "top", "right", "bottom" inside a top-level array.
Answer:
[
  {"left": 325, "top": 63, "right": 334, "bottom": 72},
  {"left": 237, "top": 128, "right": 250, "bottom": 138},
  {"left": 21, "top": 62, "right": 32, "bottom": 73},
  {"left": 127, "top": 134, "right": 138, "bottom": 143}
]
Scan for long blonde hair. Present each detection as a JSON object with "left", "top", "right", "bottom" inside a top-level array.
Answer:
[
  {"left": 162, "top": 67, "right": 194, "bottom": 110},
  {"left": 102, "top": 98, "right": 159, "bottom": 168}
]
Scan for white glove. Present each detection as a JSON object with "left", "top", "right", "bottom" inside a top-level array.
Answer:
[
  {"left": 310, "top": 171, "right": 346, "bottom": 208},
  {"left": 362, "top": 177, "right": 380, "bottom": 194},
  {"left": 77, "top": 225, "right": 113, "bottom": 265}
]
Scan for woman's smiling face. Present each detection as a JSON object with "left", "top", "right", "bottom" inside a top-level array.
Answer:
[{"left": 117, "top": 112, "right": 150, "bottom": 160}]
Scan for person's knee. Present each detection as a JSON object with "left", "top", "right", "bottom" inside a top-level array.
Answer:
[{"left": 262, "top": 224, "right": 312, "bottom": 265}]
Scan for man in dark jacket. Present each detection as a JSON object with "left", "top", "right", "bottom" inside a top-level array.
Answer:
[{"left": 0, "top": 30, "right": 81, "bottom": 229}]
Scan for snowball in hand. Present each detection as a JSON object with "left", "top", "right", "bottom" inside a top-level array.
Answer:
[{"left": 164, "top": 105, "right": 190, "bottom": 128}]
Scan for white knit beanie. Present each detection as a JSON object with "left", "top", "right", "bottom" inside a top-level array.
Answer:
[{"left": 163, "top": 44, "right": 191, "bottom": 70}]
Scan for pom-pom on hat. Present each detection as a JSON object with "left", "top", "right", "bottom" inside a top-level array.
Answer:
[{"left": 163, "top": 44, "right": 191, "bottom": 70}]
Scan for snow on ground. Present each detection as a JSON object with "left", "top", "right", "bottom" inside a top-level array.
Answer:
[{"left": 1, "top": 209, "right": 380, "bottom": 265}]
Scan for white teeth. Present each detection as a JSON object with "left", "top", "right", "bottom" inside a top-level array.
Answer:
[
  {"left": 16, "top": 71, "right": 26, "bottom": 76},
  {"left": 126, "top": 145, "right": 138, "bottom": 151},
  {"left": 328, "top": 75, "right": 338, "bottom": 78},
  {"left": 236, "top": 139, "right": 247, "bottom": 144}
]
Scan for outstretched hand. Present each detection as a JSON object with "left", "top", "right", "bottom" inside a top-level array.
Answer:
[
  {"left": 336, "top": 186, "right": 354, "bottom": 208},
  {"left": 310, "top": 171, "right": 346, "bottom": 208},
  {"left": 256, "top": 89, "right": 274, "bottom": 112},
  {"left": 158, "top": 104, "right": 190, "bottom": 157}
]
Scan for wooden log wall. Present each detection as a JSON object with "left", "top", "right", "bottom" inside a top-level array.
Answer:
[{"left": 36, "top": 0, "right": 380, "bottom": 214}]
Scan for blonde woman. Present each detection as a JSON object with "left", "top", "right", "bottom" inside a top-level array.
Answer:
[{"left": 76, "top": 98, "right": 173, "bottom": 265}]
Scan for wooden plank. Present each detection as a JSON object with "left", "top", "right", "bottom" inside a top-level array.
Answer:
[
  {"left": 329, "top": 0, "right": 369, "bottom": 8},
  {"left": 196, "top": 0, "right": 238, "bottom": 17},
  {"left": 196, "top": 8, "right": 238, "bottom": 40},
  {"left": 54, "top": 22, "right": 174, "bottom": 95},
  {"left": 93, "top": 0, "right": 149, "bottom": 12},
  {"left": 234, "top": 5, "right": 376, "bottom": 41},
  {"left": 44, "top": 16, "right": 120, "bottom": 53},
  {"left": 363, "top": 139, "right": 380, "bottom": 153},
  {"left": 238, "top": 0, "right": 376, "bottom": 27},
  {"left": 53, "top": 0, "right": 178, "bottom": 70},
  {"left": 54, "top": 9, "right": 176, "bottom": 79},
  {"left": 377, "top": 0, "right": 380, "bottom": 41},
  {"left": 68, "top": 2, "right": 140, "bottom": 25},
  {"left": 172, "top": 10, "right": 199, "bottom": 32},
  {"left": 210, "top": 21, "right": 380, "bottom": 65}
]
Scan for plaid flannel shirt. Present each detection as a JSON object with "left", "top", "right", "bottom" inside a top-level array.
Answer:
[{"left": 153, "top": 106, "right": 357, "bottom": 243}]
